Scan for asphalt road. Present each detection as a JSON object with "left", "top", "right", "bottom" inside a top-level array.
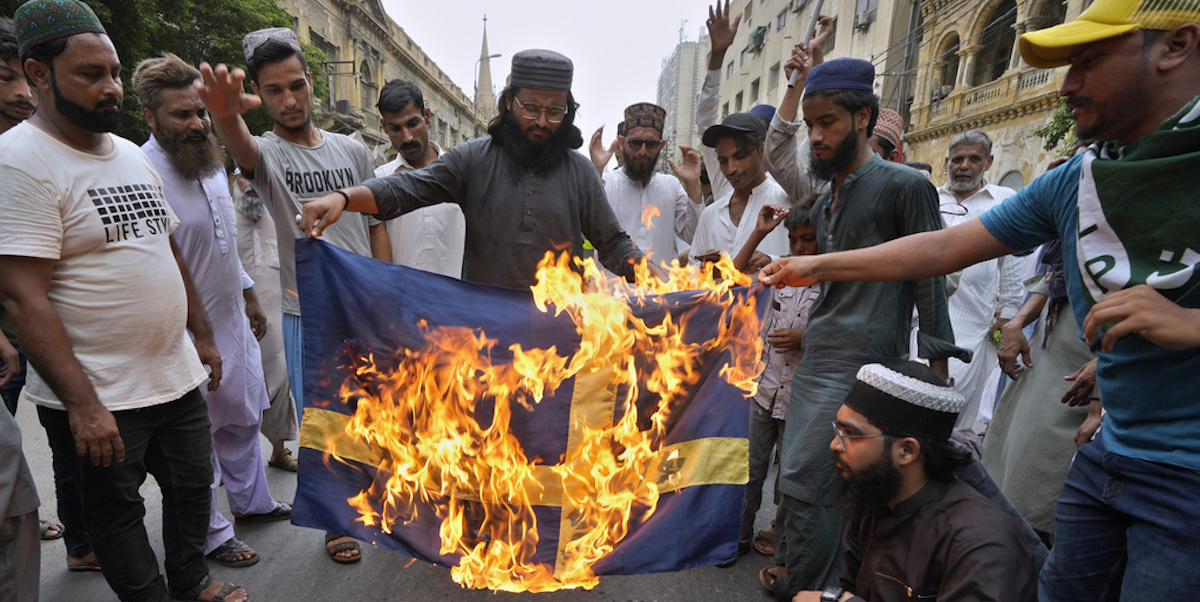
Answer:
[{"left": 15, "top": 400, "right": 782, "bottom": 602}]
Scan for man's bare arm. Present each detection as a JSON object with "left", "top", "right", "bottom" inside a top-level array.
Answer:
[
  {"left": 197, "top": 62, "right": 262, "bottom": 176},
  {"left": 760, "top": 218, "right": 1016, "bottom": 287},
  {"left": 0, "top": 255, "right": 124, "bottom": 466},
  {"left": 369, "top": 222, "right": 393, "bottom": 262}
]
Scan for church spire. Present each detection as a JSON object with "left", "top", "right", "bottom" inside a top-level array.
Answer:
[{"left": 475, "top": 15, "right": 497, "bottom": 129}]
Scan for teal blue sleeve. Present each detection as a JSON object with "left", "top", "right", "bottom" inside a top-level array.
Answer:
[{"left": 979, "top": 154, "right": 1083, "bottom": 252}]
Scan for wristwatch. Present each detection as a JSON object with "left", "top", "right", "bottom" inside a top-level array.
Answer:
[{"left": 820, "top": 586, "right": 845, "bottom": 602}]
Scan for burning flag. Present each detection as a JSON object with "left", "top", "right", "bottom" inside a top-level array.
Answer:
[{"left": 291, "top": 239, "right": 767, "bottom": 591}]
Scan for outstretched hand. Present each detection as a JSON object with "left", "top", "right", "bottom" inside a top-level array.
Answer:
[
  {"left": 1082, "top": 284, "right": 1200, "bottom": 353},
  {"left": 298, "top": 193, "right": 347, "bottom": 238},
  {"left": 759, "top": 256, "right": 819, "bottom": 288},
  {"left": 706, "top": 0, "right": 742, "bottom": 56},
  {"left": 197, "top": 62, "right": 262, "bottom": 118}
]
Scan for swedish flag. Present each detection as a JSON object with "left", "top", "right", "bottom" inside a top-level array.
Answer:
[{"left": 291, "top": 239, "right": 766, "bottom": 585}]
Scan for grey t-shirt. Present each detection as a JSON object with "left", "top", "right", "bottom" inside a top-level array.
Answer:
[{"left": 250, "top": 130, "right": 376, "bottom": 314}]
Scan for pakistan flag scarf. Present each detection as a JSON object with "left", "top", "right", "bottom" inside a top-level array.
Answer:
[{"left": 1076, "top": 95, "right": 1200, "bottom": 307}]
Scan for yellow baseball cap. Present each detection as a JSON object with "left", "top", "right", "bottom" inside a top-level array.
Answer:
[{"left": 1020, "top": 0, "right": 1200, "bottom": 68}]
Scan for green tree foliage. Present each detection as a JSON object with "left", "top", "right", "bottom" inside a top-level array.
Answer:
[
  {"left": 0, "top": 0, "right": 329, "bottom": 142},
  {"left": 1033, "top": 98, "right": 1078, "bottom": 157}
]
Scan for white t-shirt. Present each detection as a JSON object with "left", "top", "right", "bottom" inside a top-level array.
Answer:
[
  {"left": 374, "top": 144, "right": 466, "bottom": 279},
  {"left": 689, "top": 173, "right": 790, "bottom": 264},
  {"left": 0, "top": 123, "right": 206, "bottom": 411}
]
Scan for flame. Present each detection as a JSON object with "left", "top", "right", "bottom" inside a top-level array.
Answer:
[
  {"left": 640, "top": 205, "right": 662, "bottom": 230},
  {"left": 329, "top": 253, "right": 763, "bottom": 591}
]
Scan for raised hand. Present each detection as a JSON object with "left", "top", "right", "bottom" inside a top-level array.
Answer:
[
  {"left": 756, "top": 204, "right": 789, "bottom": 235},
  {"left": 196, "top": 62, "right": 262, "bottom": 118},
  {"left": 589, "top": 126, "right": 617, "bottom": 175},
  {"left": 707, "top": 0, "right": 742, "bottom": 57},
  {"left": 668, "top": 145, "right": 701, "bottom": 182}
]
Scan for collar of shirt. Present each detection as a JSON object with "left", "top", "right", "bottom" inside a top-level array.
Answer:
[
  {"left": 389, "top": 142, "right": 443, "bottom": 173},
  {"left": 936, "top": 178, "right": 994, "bottom": 203}
]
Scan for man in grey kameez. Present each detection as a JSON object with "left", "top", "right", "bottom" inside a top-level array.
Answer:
[
  {"left": 297, "top": 49, "right": 648, "bottom": 288},
  {"left": 765, "top": 58, "right": 968, "bottom": 601}
]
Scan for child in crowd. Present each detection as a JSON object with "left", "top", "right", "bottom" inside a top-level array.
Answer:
[{"left": 732, "top": 197, "right": 820, "bottom": 563}]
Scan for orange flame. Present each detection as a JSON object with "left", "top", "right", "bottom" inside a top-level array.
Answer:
[
  {"left": 329, "top": 253, "right": 763, "bottom": 591},
  {"left": 640, "top": 205, "right": 662, "bottom": 230}
]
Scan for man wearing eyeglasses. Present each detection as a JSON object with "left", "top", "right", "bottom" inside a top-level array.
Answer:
[
  {"left": 790, "top": 362, "right": 1037, "bottom": 602},
  {"left": 936, "top": 130, "right": 1023, "bottom": 431},
  {"left": 588, "top": 102, "right": 703, "bottom": 271},
  {"left": 299, "top": 49, "right": 652, "bottom": 289}
]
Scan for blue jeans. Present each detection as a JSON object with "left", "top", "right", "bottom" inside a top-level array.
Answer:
[
  {"left": 40, "top": 390, "right": 213, "bottom": 602},
  {"left": 282, "top": 312, "right": 305, "bottom": 428},
  {"left": 1039, "top": 431, "right": 1200, "bottom": 600}
]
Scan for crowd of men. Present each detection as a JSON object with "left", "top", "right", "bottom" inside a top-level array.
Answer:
[{"left": 1, "top": 0, "right": 1199, "bottom": 600}]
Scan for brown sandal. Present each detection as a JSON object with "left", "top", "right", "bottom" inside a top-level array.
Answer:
[
  {"left": 760, "top": 565, "right": 787, "bottom": 593},
  {"left": 324, "top": 532, "right": 361, "bottom": 564},
  {"left": 754, "top": 528, "right": 775, "bottom": 556},
  {"left": 268, "top": 448, "right": 298, "bottom": 472}
]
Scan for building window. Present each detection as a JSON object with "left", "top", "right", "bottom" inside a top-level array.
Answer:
[
  {"left": 768, "top": 63, "right": 780, "bottom": 92},
  {"left": 751, "top": 78, "right": 760, "bottom": 106},
  {"left": 825, "top": 16, "right": 838, "bottom": 53},
  {"left": 735, "top": 91, "right": 744, "bottom": 113},
  {"left": 722, "top": 102, "right": 730, "bottom": 119},
  {"left": 934, "top": 34, "right": 960, "bottom": 99},
  {"left": 999, "top": 170, "right": 1025, "bottom": 190},
  {"left": 776, "top": 10, "right": 787, "bottom": 32},
  {"left": 741, "top": 46, "right": 753, "bottom": 66},
  {"left": 727, "top": 61, "right": 734, "bottom": 79},
  {"left": 359, "top": 61, "right": 377, "bottom": 112},
  {"left": 971, "top": 0, "right": 1017, "bottom": 86},
  {"left": 745, "top": 1, "right": 753, "bottom": 21}
]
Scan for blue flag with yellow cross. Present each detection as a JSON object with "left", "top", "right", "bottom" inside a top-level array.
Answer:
[{"left": 290, "top": 239, "right": 767, "bottom": 591}]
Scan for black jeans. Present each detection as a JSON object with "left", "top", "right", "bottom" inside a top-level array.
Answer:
[{"left": 39, "top": 389, "right": 213, "bottom": 602}]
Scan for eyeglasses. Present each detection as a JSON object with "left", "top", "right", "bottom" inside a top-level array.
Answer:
[
  {"left": 939, "top": 202, "right": 969, "bottom": 217},
  {"left": 626, "top": 138, "right": 664, "bottom": 150},
  {"left": 831, "top": 421, "right": 886, "bottom": 451},
  {"left": 513, "top": 99, "right": 567, "bottom": 123}
]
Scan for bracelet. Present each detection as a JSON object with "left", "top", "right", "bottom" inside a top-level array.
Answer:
[{"left": 333, "top": 190, "right": 350, "bottom": 211}]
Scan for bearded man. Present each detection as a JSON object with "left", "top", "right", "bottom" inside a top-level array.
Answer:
[
  {"left": 759, "top": 57, "right": 967, "bottom": 601},
  {"left": 298, "top": 49, "right": 655, "bottom": 288},
  {"left": 936, "top": 130, "right": 1023, "bottom": 429},
  {"left": 135, "top": 53, "right": 293, "bottom": 571},
  {"left": 589, "top": 102, "right": 703, "bottom": 270},
  {"left": 789, "top": 362, "right": 1037, "bottom": 602}
]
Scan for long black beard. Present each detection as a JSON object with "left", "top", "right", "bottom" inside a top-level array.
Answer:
[
  {"left": 834, "top": 452, "right": 901, "bottom": 519},
  {"left": 809, "top": 129, "right": 860, "bottom": 182},
  {"left": 493, "top": 111, "right": 573, "bottom": 174},
  {"left": 53, "top": 75, "right": 121, "bottom": 133},
  {"left": 155, "top": 127, "right": 224, "bottom": 181}
]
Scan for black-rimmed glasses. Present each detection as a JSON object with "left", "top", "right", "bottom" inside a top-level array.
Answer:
[{"left": 514, "top": 100, "right": 567, "bottom": 123}]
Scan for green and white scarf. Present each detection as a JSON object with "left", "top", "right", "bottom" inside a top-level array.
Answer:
[{"left": 1076, "top": 95, "right": 1200, "bottom": 307}]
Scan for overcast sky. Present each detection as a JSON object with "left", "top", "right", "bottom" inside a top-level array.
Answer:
[{"left": 378, "top": 1, "right": 716, "bottom": 148}]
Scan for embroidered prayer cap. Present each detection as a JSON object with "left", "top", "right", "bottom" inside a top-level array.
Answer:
[
  {"left": 804, "top": 58, "right": 874, "bottom": 95},
  {"left": 749, "top": 104, "right": 777, "bottom": 123},
  {"left": 14, "top": 0, "right": 106, "bottom": 57},
  {"left": 509, "top": 49, "right": 573, "bottom": 92},
  {"left": 873, "top": 108, "right": 904, "bottom": 151},
  {"left": 1021, "top": 0, "right": 1200, "bottom": 68},
  {"left": 243, "top": 27, "right": 302, "bottom": 63},
  {"left": 843, "top": 362, "right": 965, "bottom": 441},
  {"left": 701, "top": 112, "right": 767, "bottom": 147},
  {"left": 624, "top": 102, "right": 665, "bottom": 134}
]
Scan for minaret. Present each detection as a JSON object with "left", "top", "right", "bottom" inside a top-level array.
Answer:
[{"left": 475, "top": 16, "right": 497, "bottom": 128}]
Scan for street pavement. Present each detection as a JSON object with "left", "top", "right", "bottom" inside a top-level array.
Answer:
[{"left": 15, "top": 400, "right": 783, "bottom": 602}]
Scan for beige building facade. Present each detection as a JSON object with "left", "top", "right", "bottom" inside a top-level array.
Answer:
[
  {"left": 905, "top": 0, "right": 1082, "bottom": 190},
  {"left": 276, "top": 0, "right": 486, "bottom": 163},
  {"left": 710, "top": 0, "right": 1083, "bottom": 191}
]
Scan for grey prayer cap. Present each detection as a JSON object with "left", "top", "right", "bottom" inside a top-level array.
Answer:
[{"left": 509, "top": 49, "right": 573, "bottom": 92}]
